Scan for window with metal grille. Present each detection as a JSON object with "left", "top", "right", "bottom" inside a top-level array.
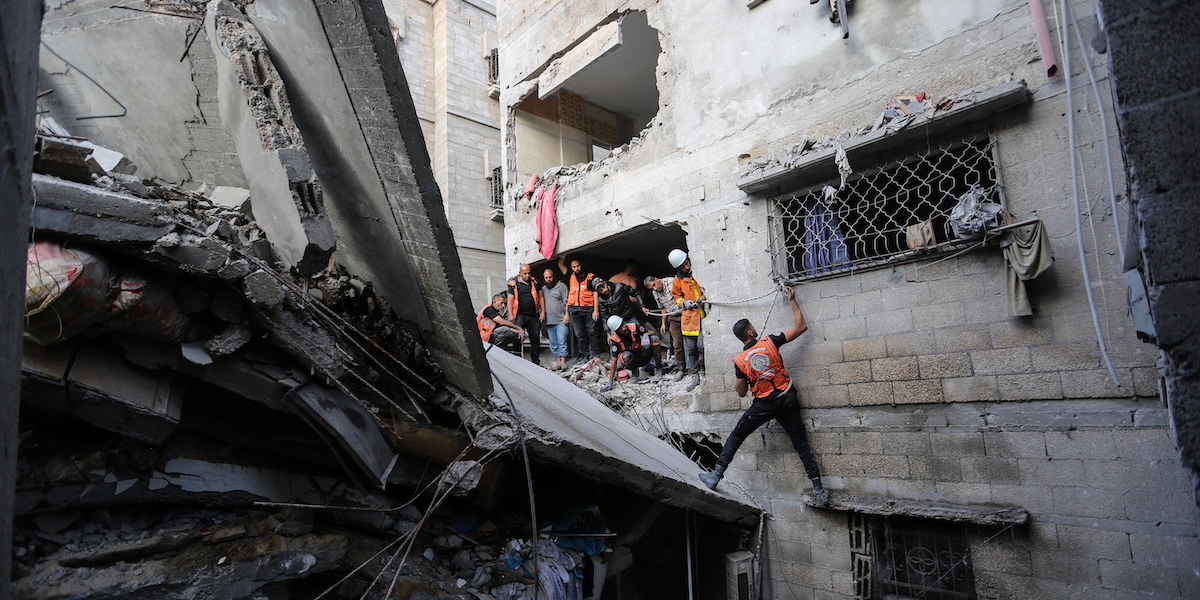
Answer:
[
  {"left": 770, "top": 132, "right": 1004, "bottom": 283},
  {"left": 486, "top": 47, "right": 499, "bottom": 86},
  {"left": 489, "top": 166, "right": 503, "bottom": 208},
  {"left": 849, "top": 514, "right": 976, "bottom": 600}
]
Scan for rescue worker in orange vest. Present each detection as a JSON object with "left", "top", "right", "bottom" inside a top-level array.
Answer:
[
  {"left": 669, "top": 249, "right": 706, "bottom": 390},
  {"left": 477, "top": 294, "right": 524, "bottom": 353},
  {"left": 507, "top": 263, "right": 545, "bottom": 365},
  {"left": 600, "top": 315, "right": 661, "bottom": 391},
  {"left": 698, "top": 287, "right": 829, "bottom": 506},
  {"left": 557, "top": 255, "right": 601, "bottom": 363}
]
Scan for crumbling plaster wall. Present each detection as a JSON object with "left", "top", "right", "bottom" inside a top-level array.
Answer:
[
  {"left": 499, "top": 0, "right": 1200, "bottom": 597},
  {"left": 2, "top": 1, "right": 42, "bottom": 594}
]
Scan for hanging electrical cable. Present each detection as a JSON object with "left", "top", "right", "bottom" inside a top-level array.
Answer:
[{"left": 1061, "top": 0, "right": 1120, "bottom": 386}]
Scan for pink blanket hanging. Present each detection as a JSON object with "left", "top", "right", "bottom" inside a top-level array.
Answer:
[{"left": 536, "top": 186, "right": 559, "bottom": 260}]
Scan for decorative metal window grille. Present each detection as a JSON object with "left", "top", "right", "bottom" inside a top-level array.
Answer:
[
  {"left": 770, "top": 133, "right": 1004, "bottom": 283},
  {"left": 849, "top": 514, "right": 976, "bottom": 600},
  {"left": 486, "top": 48, "right": 499, "bottom": 85},
  {"left": 489, "top": 166, "right": 504, "bottom": 208}
]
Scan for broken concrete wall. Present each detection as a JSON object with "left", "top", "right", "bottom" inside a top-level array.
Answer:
[
  {"left": 1097, "top": 0, "right": 1200, "bottom": 492},
  {"left": 3, "top": 0, "right": 42, "bottom": 594},
  {"left": 499, "top": 0, "right": 1200, "bottom": 597},
  {"left": 245, "top": 0, "right": 491, "bottom": 397},
  {"left": 206, "top": 0, "right": 336, "bottom": 275}
]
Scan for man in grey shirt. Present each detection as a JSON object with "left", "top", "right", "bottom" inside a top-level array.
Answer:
[
  {"left": 645, "top": 275, "right": 684, "bottom": 379},
  {"left": 542, "top": 268, "right": 570, "bottom": 371}
]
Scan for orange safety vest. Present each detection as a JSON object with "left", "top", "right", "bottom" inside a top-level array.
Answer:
[
  {"left": 507, "top": 278, "right": 541, "bottom": 319},
  {"left": 733, "top": 338, "right": 792, "bottom": 399},
  {"left": 567, "top": 272, "right": 595, "bottom": 307},
  {"left": 671, "top": 275, "right": 705, "bottom": 336},
  {"left": 607, "top": 324, "right": 643, "bottom": 353},
  {"left": 477, "top": 307, "right": 497, "bottom": 342}
]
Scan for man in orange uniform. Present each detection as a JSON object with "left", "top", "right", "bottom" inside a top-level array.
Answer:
[
  {"left": 477, "top": 294, "right": 524, "bottom": 353},
  {"left": 507, "top": 264, "right": 544, "bottom": 365},
  {"left": 697, "top": 287, "right": 828, "bottom": 506},
  {"left": 669, "top": 249, "right": 706, "bottom": 390},
  {"left": 557, "top": 255, "right": 601, "bottom": 363}
]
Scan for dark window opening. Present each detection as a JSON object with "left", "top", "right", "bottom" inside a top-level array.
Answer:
[
  {"left": 489, "top": 166, "right": 503, "bottom": 208},
  {"left": 849, "top": 513, "right": 977, "bottom": 600},
  {"left": 771, "top": 132, "right": 1004, "bottom": 283},
  {"left": 485, "top": 47, "right": 499, "bottom": 86}
]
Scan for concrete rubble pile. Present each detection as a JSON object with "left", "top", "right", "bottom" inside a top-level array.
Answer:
[{"left": 16, "top": 129, "right": 626, "bottom": 599}]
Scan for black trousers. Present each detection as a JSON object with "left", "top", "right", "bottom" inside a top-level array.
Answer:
[
  {"left": 715, "top": 389, "right": 821, "bottom": 480},
  {"left": 568, "top": 307, "right": 600, "bottom": 358},
  {"left": 514, "top": 313, "right": 541, "bottom": 363}
]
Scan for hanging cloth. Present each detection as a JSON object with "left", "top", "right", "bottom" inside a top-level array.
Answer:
[
  {"left": 537, "top": 186, "right": 559, "bottom": 260},
  {"left": 1001, "top": 211, "right": 1054, "bottom": 316},
  {"left": 802, "top": 204, "right": 851, "bottom": 276}
]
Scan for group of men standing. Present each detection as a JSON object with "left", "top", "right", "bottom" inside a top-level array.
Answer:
[{"left": 475, "top": 249, "right": 708, "bottom": 390}]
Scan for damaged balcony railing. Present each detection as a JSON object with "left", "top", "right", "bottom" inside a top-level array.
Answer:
[{"left": 770, "top": 133, "right": 1005, "bottom": 283}]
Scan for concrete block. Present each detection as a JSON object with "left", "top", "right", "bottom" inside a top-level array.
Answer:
[
  {"left": 934, "top": 325, "right": 993, "bottom": 353},
  {"left": 881, "top": 431, "right": 931, "bottom": 456},
  {"left": 1123, "top": 488, "right": 1198, "bottom": 524},
  {"left": 842, "top": 336, "right": 886, "bottom": 361},
  {"left": 1113, "top": 429, "right": 1177, "bottom": 460},
  {"left": 932, "top": 480, "right": 991, "bottom": 504},
  {"left": 848, "top": 382, "right": 892, "bottom": 406},
  {"left": 799, "top": 385, "right": 848, "bottom": 408},
  {"left": 970, "top": 347, "right": 1032, "bottom": 375},
  {"left": 989, "top": 483, "right": 1054, "bottom": 514},
  {"left": 911, "top": 301, "right": 966, "bottom": 330},
  {"left": 1129, "top": 531, "right": 1200, "bottom": 567},
  {"left": 1060, "top": 369, "right": 1131, "bottom": 399},
  {"left": 884, "top": 330, "right": 935, "bottom": 357},
  {"left": 1031, "top": 342, "right": 1104, "bottom": 371},
  {"left": 865, "top": 307, "right": 913, "bottom": 336},
  {"left": 1018, "top": 458, "right": 1088, "bottom": 487},
  {"left": 960, "top": 457, "right": 1020, "bottom": 484},
  {"left": 983, "top": 431, "right": 1047, "bottom": 458},
  {"left": 908, "top": 456, "right": 961, "bottom": 481},
  {"left": 1045, "top": 431, "right": 1117, "bottom": 460},
  {"left": 942, "top": 376, "right": 1000, "bottom": 402},
  {"left": 1098, "top": 559, "right": 1182, "bottom": 596},
  {"left": 1050, "top": 485, "right": 1126, "bottom": 519},
  {"left": 891, "top": 379, "right": 943, "bottom": 404},
  {"left": 1057, "top": 524, "right": 1132, "bottom": 562},
  {"left": 931, "top": 432, "right": 986, "bottom": 457},
  {"left": 829, "top": 360, "right": 871, "bottom": 385},
  {"left": 870, "top": 357, "right": 918, "bottom": 381},
  {"left": 841, "top": 431, "right": 883, "bottom": 455},
  {"left": 918, "top": 352, "right": 972, "bottom": 378},
  {"left": 1029, "top": 550, "right": 1102, "bottom": 585},
  {"left": 997, "top": 372, "right": 1062, "bottom": 400},
  {"left": 1138, "top": 187, "right": 1200, "bottom": 284}
]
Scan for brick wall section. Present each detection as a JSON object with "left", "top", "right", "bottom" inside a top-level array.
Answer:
[
  {"left": 316, "top": 0, "right": 491, "bottom": 397},
  {"left": 182, "top": 27, "right": 246, "bottom": 188},
  {"left": 499, "top": 0, "right": 1200, "bottom": 597},
  {"left": 1098, "top": 0, "right": 1200, "bottom": 482}
]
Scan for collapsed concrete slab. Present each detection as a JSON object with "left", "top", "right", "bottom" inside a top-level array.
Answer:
[
  {"left": 205, "top": 0, "right": 335, "bottom": 276},
  {"left": 477, "top": 345, "right": 761, "bottom": 526},
  {"left": 244, "top": 0, "right": 492, "bottom": 398}
]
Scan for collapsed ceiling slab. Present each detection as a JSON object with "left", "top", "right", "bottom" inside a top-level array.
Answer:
[{"left": 474, "top": 346, "right": 761, "bottom": 526}]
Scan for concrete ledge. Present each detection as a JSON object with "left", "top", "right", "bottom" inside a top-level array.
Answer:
[
  {"left": 737, "top": 80, "right": 1031, "bottom": 195},
  {"left": 807, "top": 492, "right": 1028, "bottom": 525}
]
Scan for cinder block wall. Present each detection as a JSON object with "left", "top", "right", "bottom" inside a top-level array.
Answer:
[{"left": 498, "top": 0, "right": 1200, "bottom": 597}]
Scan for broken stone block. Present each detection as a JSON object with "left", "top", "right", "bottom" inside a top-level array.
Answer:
[
  {"left": 34, "top": 136, "right": 93, "bottom": 183},
  {"left": 206, "top": 0, "right": 335, "bottom": 276},
  {"left": 66, "top": 341, "right": 183, "bottom": 445},
  {"left": 243, "top": 269, "right": 284, "bottom": 307},
  {"left": 208, "top": 185, "right": 252, "bottom": 213},
  {"left": 206, "top": 323, "right": 253, "bottom": 356}
]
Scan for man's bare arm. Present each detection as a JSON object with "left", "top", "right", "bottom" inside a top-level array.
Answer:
[{"left": 780, "top": 287, "right": 808, "bottom": 343}]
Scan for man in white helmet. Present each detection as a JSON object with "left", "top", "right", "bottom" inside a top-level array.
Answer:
[
  {"left": 668, "top": 249, "right": 706, "bottom": 391},
  {"left": 600, "top": 315, "right": 661, "bottom": 391}
]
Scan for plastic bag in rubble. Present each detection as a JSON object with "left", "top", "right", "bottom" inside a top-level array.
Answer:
[
  {"left": 949, "top": 185, "right": 1002, "bottom": 240},
  {"left": 24, "top": 242, "right": 114, "bottom": 345},
  {"left": 86, "top": 271, "right": 191, "bottom": 343}
]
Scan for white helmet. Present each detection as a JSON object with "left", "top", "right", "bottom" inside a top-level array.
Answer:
[
  {"left": 606, "top": 315, "right": 624, "bottom": 333},
  {"left": 668, "top": 249, "right": 688, "bottom": 268}
]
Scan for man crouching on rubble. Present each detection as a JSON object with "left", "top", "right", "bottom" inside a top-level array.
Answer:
[{"left": 698, "top": 287, "right": 829, "bottom": 506}]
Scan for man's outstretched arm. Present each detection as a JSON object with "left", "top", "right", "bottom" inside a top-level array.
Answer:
[{"left": 780, "top": 287, "right": 808, "bottom": 344}]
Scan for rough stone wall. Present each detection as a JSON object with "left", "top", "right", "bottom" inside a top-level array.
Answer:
[
  {"left": 1097, "top": 0, "right": 1200, "bottom": 491},
  {"left": 499, "top": 0, "right": 1200, "bottom": 597},
  {"left": 2, "top": 2, "right": 41, "bottom": 593}
]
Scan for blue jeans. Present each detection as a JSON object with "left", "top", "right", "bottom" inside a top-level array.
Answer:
[{"left": 546, "top": 323, "right": 569, "bottom": 358}]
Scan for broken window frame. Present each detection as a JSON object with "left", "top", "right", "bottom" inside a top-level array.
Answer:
[
  {"left": 489, "top": 166, "right": 504, "bottom": 209},
  {"left": 486, "top": 47, "right": 499, "bottom": 86},
  {"left": 768, "top": 131, "right": 1007, "bottom": 284}
]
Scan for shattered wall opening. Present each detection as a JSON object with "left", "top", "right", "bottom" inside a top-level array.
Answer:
[
  {"left": 527, "top": 221, "right": 689, "bottom": 284},
  {"left": 513, "top": 11, "right": 661, "bottom": 181}
]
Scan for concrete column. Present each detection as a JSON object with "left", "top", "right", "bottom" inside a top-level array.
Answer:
[{"left": 0, "top": 1, "right": 42, "bottom": 596}]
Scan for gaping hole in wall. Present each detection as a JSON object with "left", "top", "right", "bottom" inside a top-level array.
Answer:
[
  {"left": 528, "top": 221, "right": 687, "bottom": 297},
  {"left": 514, "top": 11, "right": 661, "bottom": 179}
]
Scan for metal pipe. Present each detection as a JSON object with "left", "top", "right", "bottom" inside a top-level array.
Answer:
[{"left": 1030, "top": 0, "right": 1059, "bottom": 78}]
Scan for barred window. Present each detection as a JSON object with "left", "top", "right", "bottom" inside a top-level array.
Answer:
[
  {"left": 485, "top": 48, "right": 499, "bottom": 86},
  {"left": 489, "top": 166, "right": 504, "bottom": 209},
  {"left": 770, "top": 133, "right": 1004, "bottom": 283},
  {"left": 849, "top": 514, "right": 976, "bottom": 600}
]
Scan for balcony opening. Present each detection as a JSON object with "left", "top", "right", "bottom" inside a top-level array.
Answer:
[{"left": 514, "top": 11, "right": 661, "bottom": 179}]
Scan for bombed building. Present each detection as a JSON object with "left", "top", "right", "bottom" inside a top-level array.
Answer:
[{"left": 492, "top": 0, "right": 1200, "bottom": 598}]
